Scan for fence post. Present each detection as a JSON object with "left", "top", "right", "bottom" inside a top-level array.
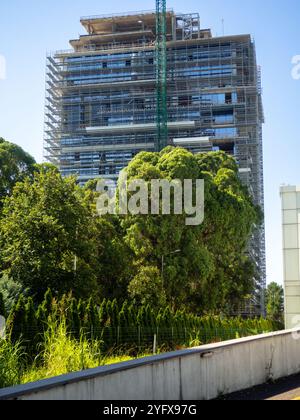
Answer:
[{"left": 153, "top": 334, "right": 157, "bottom": 355}]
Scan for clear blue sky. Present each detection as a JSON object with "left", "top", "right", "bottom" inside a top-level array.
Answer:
[{"left": 0, "top": 0, "right": 300, "bottom": 286}]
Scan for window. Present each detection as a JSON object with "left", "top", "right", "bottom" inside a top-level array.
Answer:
[
  {"left": 225, "top": 93, "right": 232, "bottom": 104},
  {"left": 99, "top": 153, "right": 106, "bottom": 162},
  {"left": 213, "top": 110, "right": 234, "bottom": 124}
]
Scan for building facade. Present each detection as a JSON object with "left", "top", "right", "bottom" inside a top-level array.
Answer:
[
  {"left": 280, "top": 186, "right": 300, "bottom": 329},
  {"left": 44, "top": 10, "right": 265, "bottom": 313}
]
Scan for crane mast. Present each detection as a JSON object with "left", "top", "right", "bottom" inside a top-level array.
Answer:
[{"left": 155, "top": 0, "right": 168, "bottom": 151}]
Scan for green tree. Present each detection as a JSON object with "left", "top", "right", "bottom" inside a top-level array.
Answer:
[
  {"left": 128, "top": 266, "right": 166, "bottom": 308},
  {"left": 0, "top": 138, "right": 35, "bottom": 203},
  {"left": 120, "top": 147, "right": 260, "bottom": 313},
  {"left": 0, "top": 275, "right": 25, "bottom": 314},
  {"left": 7, "top": 294, "right": 27, "bottom": 343},
  {"left": 24, "top": 297, "right": 38, "bottom": 356},
  {"left": 265, "top": 282, "right": 284, "bottom": 324},
  {"left": 0, "top": 168, "right": 98, "bottom": 301},
  {"left": 93, "top": 215, "right": 133, "bottom": 301},
  {"left": 82, "top": 181, "right": 133, "bottom": 301}
]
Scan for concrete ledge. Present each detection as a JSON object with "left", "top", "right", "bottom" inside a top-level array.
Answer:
[{"left": 1, "top": 329, "right": 300, "bottom": 400}]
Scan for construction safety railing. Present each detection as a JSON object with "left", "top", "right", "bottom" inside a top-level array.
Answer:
[{"left": 80, "top": 9, "right": 174, "bottom": 21}]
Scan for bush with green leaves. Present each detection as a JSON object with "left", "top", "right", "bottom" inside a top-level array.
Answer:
[{"left": 265, "top": 282, "right": 284, "bottom": 326}]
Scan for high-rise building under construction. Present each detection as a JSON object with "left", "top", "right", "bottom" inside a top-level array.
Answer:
[{"left": 44, "top": 10, "right": 265, "bottom": 313}]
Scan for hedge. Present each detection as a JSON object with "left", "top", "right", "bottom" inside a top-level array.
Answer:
[{"left": 6, "top": 290, "right": 280, "bottom": 357}]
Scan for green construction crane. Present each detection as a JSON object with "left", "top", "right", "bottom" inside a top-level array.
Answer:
[{"left": 155, "top": 0, "right": 168, "bottom": 152}]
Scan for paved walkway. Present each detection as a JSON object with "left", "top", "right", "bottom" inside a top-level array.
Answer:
[{"left": 222, "top": 374, "right": 300, "bottom": 400}]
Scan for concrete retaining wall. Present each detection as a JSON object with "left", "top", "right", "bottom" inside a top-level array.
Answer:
[{"left": 1, "top": 329, "right": 300, "bottom": 400}]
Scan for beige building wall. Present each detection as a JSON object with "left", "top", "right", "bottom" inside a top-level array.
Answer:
[{"left": 280, "top": 186, "right": 300, "bottom": 329}]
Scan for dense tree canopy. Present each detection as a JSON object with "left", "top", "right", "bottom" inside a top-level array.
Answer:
[
  {"left": 0, "top": 138, "right": 35, "bottom": 203},
  {"left": 92, "top": 214, "right": 133, "bottom": 301},
  {"left": 121, "top": 147, "right": 261, "bottom": 312},
  {"left": 0, "top": 144, "right": 262, "bottom": 314},
  {"left": 0, "top": 168, "right": 98, "bottom": 301}
]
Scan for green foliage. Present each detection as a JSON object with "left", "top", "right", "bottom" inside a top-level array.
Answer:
[
  {"left": 26, "top": 319, "right": 102, "bottom": 380},
  {"left": 0, "top": 138, "right": 35, "bottom": 204},
  {"left": 7, "top": 295, "right": 27, "bottom": 344},
  {"left": 0, "top": 339, "right": 23, "bottom": 388},
  {"left": 0, "top": 292, "right": 5, "bottom": 317},
  {"left": 0, "top": 141, "right": 272, "bottom": 389},
  {"left": 0, "top": 290, "right": 278, "bottom": 389},
  {"left": 265, "top": 282, "right": 284, "bottom": 326},
  {"left": 32, "top": 163, "right": 59, "bottom": 174},
  {"left": 121, "top": 148, "right": 261, "bottom": 312},
  {"left": 7, "top": 291, "right": 278, "bottom": 357},
  {"left": 0, "top": 144, "right": 262, "bottom": 315},
  {"left": 128, "top": 266, "right": 166, "bottom": 308},
  {"left": 0, "top": 165, "right": 133, "bottom": 304},
  {"left": 21, "top": 318, "right": 134, "bottom": 385},
  {"left": 0, "top": 168, "right": 98, "bottom": 301},
  {"left": 0, "top": 275, "right": 25, "bottom": 314},
  {"left": 93, "top": 215, "right": 133, "bottom": 300}
]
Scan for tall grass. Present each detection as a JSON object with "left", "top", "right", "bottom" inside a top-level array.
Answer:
[
  {"left": 22, "top": 319, "right": 101, "bottom": 383},
  {"left": 0, "top": 338, "right": 23, "bottom": 388},
  {"left": 21, "top": 319, "right": 134, "bottom": 385}
]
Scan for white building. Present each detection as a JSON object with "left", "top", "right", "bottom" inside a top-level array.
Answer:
[{"left": 280, "top": 186, "right": 300, "bottom": 329}]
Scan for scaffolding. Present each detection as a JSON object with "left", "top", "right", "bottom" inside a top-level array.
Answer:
[{"left": 44, "top": 10, "right": 265, "bottom": 313}]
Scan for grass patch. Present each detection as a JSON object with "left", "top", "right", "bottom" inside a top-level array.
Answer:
[
  {"left": 0, "top": 339, "right": 23, "bottom": 388},
  {"left": 19, "top": 320, "right": 150, "bottom": 385}
]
